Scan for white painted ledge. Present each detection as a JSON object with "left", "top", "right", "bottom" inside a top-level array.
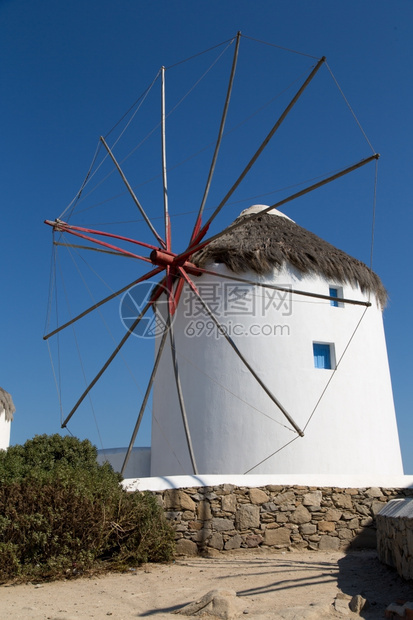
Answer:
[{"left": 122, "top": 474, "right": 413, "bottom": 492}]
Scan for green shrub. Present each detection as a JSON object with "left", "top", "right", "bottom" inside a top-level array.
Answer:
[{"left": 0, "top": 435, "right": 174, "bottom": 583}]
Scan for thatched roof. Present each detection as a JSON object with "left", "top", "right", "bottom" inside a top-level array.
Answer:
[
  {"left": 192, "top": 206, "right": 387, "bottom": 307},
  {"left": 0, "top": 387, "right": 15, "bottom": 422}
]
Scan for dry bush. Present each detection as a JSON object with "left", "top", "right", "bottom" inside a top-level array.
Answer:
[{"left": 0, "top": 435, "right": 174, "bottom": 582}]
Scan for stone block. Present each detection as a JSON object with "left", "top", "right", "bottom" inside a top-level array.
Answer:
[
  {"left": 276, "top": 513, "right": 288, "bottom": 523},
  {"left": 355, "top": 503, "right": 370, "bottom": 516},
  {"left": 224, "top": 534, "right": 243, "bottom": 550},
  {"left": 366, "top": 487, "right": 383, "bottom": 498},
  {"left": 303, "top": 491, "right": 322, "bottom": 507},
  {"left": 371, "top": 501, "right": 386, "bottom": 516},
  {"left": 318, "top": 535, "right": 340, "bottom": 551},
  {"left": 164, "top": 489, "right": 196, "bottom": 511},
  {"left": 262, "top": 502, "right": 276, "bottom": 511},
  {"left": 221, "top": 484, "right": 235, "bottom": 495},
  {"left": 324, "top": 508, "right": 342, "bottom": 521},
  {"left": 197, "top": 500, "right": 212, "bottom": 521},
  {"left": 175, "top": 539, "right": 198, "bottom": 556},
  {"left": 264, "top": 527, "right": 291, "bottom": 547},
  {"left": 188, "top": 521, "right": 203, "bottom": 531},
  {"left": 212, "top": 518, "right": 234, "bottom": 532},
  {"left": 318, "top": 521, "right": 336, "bottom": 533},
  {"left": 344, "top": 488, "right": 359, "bottom": 495},
  {"left": 347, "top": 518, "right": 359, "bottom": 530},
  {"left": 249, "top": 488, "right": 269, "bottom": 505},
  {"left": 235, "top": 504, "right": 260, "bottom": 530},
  {"left": 290, "top": 505, "right": 311, "bottom": 524},
  {"left": 221, "top": 494, "right": 237, "bottom": 513},
  {"left": 208, "top": 532, "right": 224, "bottom": 550},
  {"left": 332, "top": 493, "right": 353, "bottom": 509},
  {"left": 300, "top": 523, "right": 317, "bottom": 535},
  {"left": 245, "top": 534, "right": 263, "bottom": 548},
  {"left": 274, "top": 491, "right": 296, "bottom": 505}
]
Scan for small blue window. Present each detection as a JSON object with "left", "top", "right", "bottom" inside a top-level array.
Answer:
[
  {"left": 313, "top": 343, "right": 332, "bottom": 369},
  {"left": 329, "top": 287, "right": 338, "bottom": 307}
]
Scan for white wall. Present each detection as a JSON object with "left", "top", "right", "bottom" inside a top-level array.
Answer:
[
  {"left": 0, "top": 408, "right": 11, "bottom": 451},
  {"left": 151, "top": 260, "right": 403, "bottom": 477},
  {"left": 97, "top": 446, "right": 151, "bottom": 478}
]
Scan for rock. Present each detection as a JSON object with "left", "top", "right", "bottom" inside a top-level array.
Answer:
[
  {"left": 317, "top": 521, "right": 336, "bottom": 533},
  {"left": 197, "top": 500, "right": 212, "bottom": 521},
  {"left": 221, "top": 484, "right": 235, "bottom": 495},
  {"left": 221, "top": 494, "right": 237, "bottom": 513},
  {"left": 175, "top": 589, "right": 239, "bottom": 619},
  {"left": 274, "top": 491, "right": 296, "bottom": 505},
  {"left": 303, "top": 491, "right": 322, "bottom": 507},
  {"left": 334, "top": 592, "right": 351, "bottom": 615},
  {"left": 175, "top": 539, "right": 198, "bottom": 556},
  {"left": 276, "top": 512, "right": 289, "bottom": 523},
  {"left": 224, "top": 534, "right": 242, "bottom": 550},
  {"left": 332, "top": 494, "right": 353, "bottom": 510},
  {"left": 249, "top": 488, "right": 269, "bottom": 505},
  {"left": 212, "top": 518, "right": 234, "bottom": 532},
  {"left": 324, "top": 508, "right": 342, "bottom": 521},
  {"left": 264, "top": 527, "right": 291, "bottom": 546},
  {"left": 245, "top": 534, "right": 263, "bottom": 548},
  {"left": 208, "top": 532, "right": 224, "bottom": 550},
  {"left": 318, "top": 535, "right": 340, "bottom": 551},
  {"left": 235, "top": 504, "right": 260, "bottom": 530},
  {"left": 189, "top": 521, "right": 203, "bottom": 531},
  {"left": 300, "top": 523, "right": 316, "bottom": 535},
  {"left": 164, "top": 490, "right": 196, "bottom": 511},
  {"left": 366, "top": 487, "right": 383, "bottom": 498},
  {"left": 371, "top": 501, "right": 386, "bottom": 516},
  {"left": 290, "top": 505, "right": 311, "bottom": 525},
  {"left": 349, "top": 594, "right": 367, "bottom": 613}
]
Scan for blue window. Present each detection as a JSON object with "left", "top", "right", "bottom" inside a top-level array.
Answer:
[
  {"left": 313, "top": 343, "right": 332, "bottom": 369},
  {"left": 329, "top": 287, "right": 338, "bottom": 307}
]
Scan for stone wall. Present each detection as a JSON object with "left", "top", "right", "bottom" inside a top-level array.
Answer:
[
  {"left": 152, "top": 484, "right": 413, "bottom": 556},
  {"left": 377, "top": 498, "right": 413, "bottom": 581}
]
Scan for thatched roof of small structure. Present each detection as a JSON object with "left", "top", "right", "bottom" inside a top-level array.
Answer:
[
  {"left": 192, "top": 207, "right": 387, "bottom": 307},
  {"left": 0, "top": 387, "right": 15, "bottom": 422}
]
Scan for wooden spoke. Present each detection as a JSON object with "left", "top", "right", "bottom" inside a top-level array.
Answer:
[
  {"left": 178, "top": 154, "right": 380, "bottom": 261},
  {"left": 121, "top": 325, "right": 170, "bottom": 476},
  {"left": 191, "top": 56, "right": 326, "bottom": 246},
  {"left": 193, "top": 267, "right": 372, "bottom": 307},
  {"left": 61, "top": 285, "right": 164, "bottom": 428},
  {"left": 44, "top": 266, "right": 164, "bottom": 340},
  {"left": 100, "top": 136, "right": 166, "bottom": 249},
  {"left": 190, "top": 32, "right": 241, "bottom": 243}
]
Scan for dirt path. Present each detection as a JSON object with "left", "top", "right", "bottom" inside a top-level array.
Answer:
[{"left": 1, "top": 550, "right": 412, "bottom": 619}]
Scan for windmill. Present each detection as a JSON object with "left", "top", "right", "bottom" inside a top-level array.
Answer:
[
  {"left": 0, "top": 387, "right": 15, "bottom": 450},
  {"left": 44, "top": 33, "right": 403, "bottom": 478}
]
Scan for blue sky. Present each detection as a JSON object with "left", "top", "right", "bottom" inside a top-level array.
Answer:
[{"left": 1, "top": 0, "right": 413, "bottom": 472}]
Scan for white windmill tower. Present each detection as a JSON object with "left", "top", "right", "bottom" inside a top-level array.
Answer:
[
  {"left": 150, "top": 205, "right": 403, "bottom": 476},
  {"left": 0, "top": 387, "right": 15, "bottom": 450}
]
